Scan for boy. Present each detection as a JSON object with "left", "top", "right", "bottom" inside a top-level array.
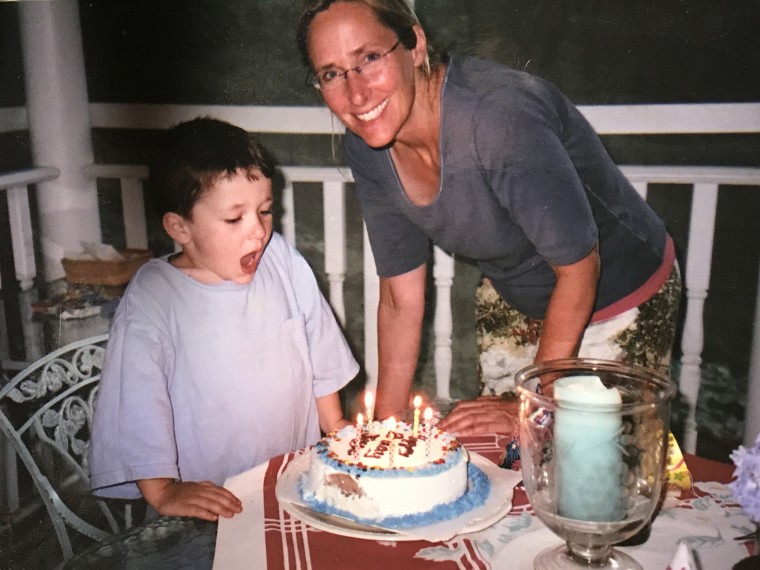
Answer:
[{"left": 90, "top": 117, "right": 358, "bottom": 521}]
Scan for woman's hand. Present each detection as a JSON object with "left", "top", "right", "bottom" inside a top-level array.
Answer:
[
  {"left": 437, "top": 395, "right": 519, "bottom": 437},
  {"left": 136, "top": 478, "right": 243, "bottom": 521}
]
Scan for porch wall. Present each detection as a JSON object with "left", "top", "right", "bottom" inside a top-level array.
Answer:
[{"left": 2, "top": 103, "right": 760, "bottom": 457}]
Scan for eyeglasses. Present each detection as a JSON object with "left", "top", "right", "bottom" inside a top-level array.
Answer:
[{"left": 308, "top": 41, "right": 401, "bottom": 92}]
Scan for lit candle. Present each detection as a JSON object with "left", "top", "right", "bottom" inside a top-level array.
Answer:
[
  {"left": 423, "top": 407, "right": 433, "bottom": 457},
  {"left": 365, "top": 391, "right": 374, "bottom": 432},
  {"left": 554, "top": 375, "right": 625, "bottom": 522},
  {"left": 412, "top": 395, "right": 422, "bottom": 436}
]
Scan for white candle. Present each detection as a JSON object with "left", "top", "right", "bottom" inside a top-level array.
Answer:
[
  {"left": 423, "top": 407, "right": 433, "bottom": 457},
  {"left": 413, "top": 395, "right": 422, "bottom": 436},
  {"left": 387, "top": 416, "right": 396, "bottom": 468},
  {"left": 353, "top": 413, "right": 363, "bottom": 460},
  {"left": 365, "top": 391, "right": 374, "bottom": 432},
  {"left": 554, "top": 375, "right": 625, "bottom": 522}
]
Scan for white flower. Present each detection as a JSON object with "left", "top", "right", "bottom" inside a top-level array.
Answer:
[
  {"left": 729, "top": 433, "right": 760, "bottom": 523},
  {"left": 478, "top": 346, "right": 532, "bottom": 396}
]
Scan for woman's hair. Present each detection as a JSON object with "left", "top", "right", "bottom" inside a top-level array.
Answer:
[
  {"left": 148, "top": 117, "right": 275, "bottom": 220},
  {"left": 296, "top": 0, "right": 445, "bottom": 76}
]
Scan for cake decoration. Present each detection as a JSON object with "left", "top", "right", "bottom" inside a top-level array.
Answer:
[{"left": 298, "top": 418, "right": 489, "bottom": 528}]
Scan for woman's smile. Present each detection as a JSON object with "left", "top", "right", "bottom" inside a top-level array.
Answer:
[{"left": 356, "top": 97, "right": 389, "bottom": 122}]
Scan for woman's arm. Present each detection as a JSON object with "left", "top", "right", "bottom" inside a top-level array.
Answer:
[
  {"left": 535, "top": 244, "right": 600, "bottom": 365},
  {"left": 439, "top": 246, "right": 600, "bottom": 436},
  {"left": 374, "top": 263, "right": 427, "bottom": 420}
]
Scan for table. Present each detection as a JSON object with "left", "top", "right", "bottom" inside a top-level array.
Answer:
[
  {"left": 61, "top": 435, "right": 755, "bottom": 569},
  {"left": 1, "top": 289, "right": 112, "bottom": 516}
]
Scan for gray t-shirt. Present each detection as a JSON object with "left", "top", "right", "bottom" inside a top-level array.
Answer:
[
  {"left": 89, "top": 233, "right": 358, "bottom": 499},
  {"left": 346, "top": 56, "right": 666, "bottom": 319}
]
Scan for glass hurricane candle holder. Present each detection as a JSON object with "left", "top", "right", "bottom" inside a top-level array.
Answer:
[{"left": 515, "top": 358, "right": 677, "bottom": 570}]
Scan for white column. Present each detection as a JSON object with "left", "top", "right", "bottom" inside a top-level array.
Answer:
[
  {"left": 19, "top": 0, "right": 101, "bottom": 281},
  {"left": 745, "top": 259, "right": 760, "bottom": 446}
]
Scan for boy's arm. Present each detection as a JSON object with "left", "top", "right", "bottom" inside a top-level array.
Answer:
[
  {"left": 136, "top": 478, "right": 242, "bottom": 521},
  {"left": 316, "top": 392, "right": 349, "bottom": 434}
]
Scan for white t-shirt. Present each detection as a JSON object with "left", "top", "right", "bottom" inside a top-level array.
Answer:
[{"left": 90, "top": 233, "right": 358, "bottom": 499}]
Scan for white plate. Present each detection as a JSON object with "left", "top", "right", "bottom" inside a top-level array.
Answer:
[{"left": 275, "top": 451, "right": 519, "bottom": 542}]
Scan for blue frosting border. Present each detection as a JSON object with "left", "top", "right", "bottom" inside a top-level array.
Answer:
[{"left": 298, "top": 462, "right": 490, "bottom": 529}]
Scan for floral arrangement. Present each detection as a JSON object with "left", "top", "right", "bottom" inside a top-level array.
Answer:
[{"left": 730, "top": 433, "right": 760, "bottom": 523}]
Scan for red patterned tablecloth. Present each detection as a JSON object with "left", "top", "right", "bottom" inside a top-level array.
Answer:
[
  {"left": 215, "top": 434, "right": 750, "bottom": 570},
  {"left": 260, "top": 434, "right": 513, "bottom": 570}
]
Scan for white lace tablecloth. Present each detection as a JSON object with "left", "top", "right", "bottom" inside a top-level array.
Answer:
[{"left": 445, "top": 481, "right": 753, "bottom": 569}]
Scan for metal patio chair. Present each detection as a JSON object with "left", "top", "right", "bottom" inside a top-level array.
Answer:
[{"left": 0, "top": 334, "right": 141, "bottom": 560}]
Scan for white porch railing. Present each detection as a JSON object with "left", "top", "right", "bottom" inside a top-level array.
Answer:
[
  {"left": 2, "top": 103, "right": 760, "bottom": 456},
  {"left": 620, "top": 166, "right": 760, "bottom": 453},
  {"left": 0, "top": 167, "right": 59, "bottom": 292}
]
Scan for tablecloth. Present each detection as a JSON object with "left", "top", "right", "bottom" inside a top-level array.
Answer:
[{"left": 214, "top": 434, "right": 755, "bottom": 569}]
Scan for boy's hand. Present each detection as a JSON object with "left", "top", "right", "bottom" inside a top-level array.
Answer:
[{"left": 137, "top": 478, "right": 243, "bottom": 521}]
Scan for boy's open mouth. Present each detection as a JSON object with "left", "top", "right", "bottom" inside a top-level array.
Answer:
[{"left": 240, "top": 252, "right": 258, "bottom": 274}]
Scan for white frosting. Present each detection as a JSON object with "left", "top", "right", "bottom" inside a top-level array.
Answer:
[{"left": 301, "top": 419, "right": 468, "bottom": 521}]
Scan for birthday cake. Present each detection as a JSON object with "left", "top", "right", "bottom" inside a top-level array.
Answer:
[{"left": 298, "top": 418, "right": 489, "bottom": 528}]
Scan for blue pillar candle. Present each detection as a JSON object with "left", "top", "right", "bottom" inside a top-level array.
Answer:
[{"left": 554, "top": 375, "right": 625, "bottom": 522}]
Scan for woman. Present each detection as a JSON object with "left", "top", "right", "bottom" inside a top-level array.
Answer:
[{"left": 296, "top": 0, "right": 680, "bottom": 440}]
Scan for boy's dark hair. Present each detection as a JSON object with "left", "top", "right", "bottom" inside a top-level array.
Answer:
[{"left": 149, "top": 117, "right": 276, "bottom": 219}]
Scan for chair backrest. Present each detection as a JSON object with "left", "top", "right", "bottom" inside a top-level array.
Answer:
[{"left": 0, "top": 333, "right": 138, "bottom": 560}]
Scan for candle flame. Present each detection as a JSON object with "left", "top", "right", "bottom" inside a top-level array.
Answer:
[
  {"left": 357, "top": 412, "right": 363, "bottom": 425},
  {"left": 424, "top": 407, "right": 433, "bottom": 421},
  {"left": 413, "top": 395, "right": 422, "bottom": 408}
]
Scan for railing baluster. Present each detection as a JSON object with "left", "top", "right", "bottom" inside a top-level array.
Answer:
[
  {"left": 0, "top": 189, "right": 25, "bottom": 362},
  {"left": 7, "top": 185, "right": 36, "bottom": 291},
  {"left": 363, "top": 225, "right": 379, "bottom": 391},
  {"left": 433, "top": 247, "right": 454, "bottom": 401},
  {"left": 120, "top": 178, "right": 148, "bottom": 250},
  {"left": 1, "top": 431, "right": 19, "bottom": 513},
  {"left": 680, "top": 182, "right": 719, "bottom": 454},
  {"left": 630, "top": 180, "right": 648, "bottom": 200},
  {"left": 0, "top": 167, "right": 59, "bottom": 292},
  {"left": 281, "top": 180, "right": 296, "bottom": 246},
  {"left": 322, "top": 181, "right": 346, "bottom": 326},
  {"left": 747, "top": 260, "right": 760, "bottom": 445},
  {"left": 4, "top": 157, "right": 757, "bottom": 456}
]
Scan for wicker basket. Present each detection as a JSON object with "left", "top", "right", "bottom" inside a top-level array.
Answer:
[{"left": 61, "top": 249, "right": 153, "bottom": 286}]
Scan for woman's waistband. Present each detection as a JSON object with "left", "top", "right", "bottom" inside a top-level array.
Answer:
[{"left": 590, "top": 235, "right": 676, "bottom": 324}]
